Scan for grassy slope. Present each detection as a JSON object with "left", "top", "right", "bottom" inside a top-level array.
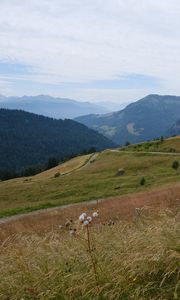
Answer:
[
  {"left": 120, "top": 136, "right": 180, "bottom": 153},
  {"left": 1, "top": 142, "right": 180, "bottom": 217},
  {"left": 35, "top": 154, "right": 93, "bottom": 179}
]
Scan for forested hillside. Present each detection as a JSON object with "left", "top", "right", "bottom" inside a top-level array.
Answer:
[{"left": 0, "top": 109, "right": 115, "bottom": 171}]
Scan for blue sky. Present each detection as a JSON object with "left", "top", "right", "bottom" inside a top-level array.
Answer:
[
  {"left": 0, "top": 1, "right": 180, "bottom": 103},
  {"left": 0, "top": 62, "right": 31, "bottom": 75}
]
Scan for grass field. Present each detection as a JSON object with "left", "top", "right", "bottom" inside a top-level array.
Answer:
[
  {"left": 1, "top": 145, "right": 180, "bottom": 217},
  {"left": 0, "top": 207, "right": 179, "bottom": 300},
  {"left": 1, "top": 138, "right": 180, "bottom": 299}
]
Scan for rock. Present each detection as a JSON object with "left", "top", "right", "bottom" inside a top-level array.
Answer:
[{"left": 116, "top": 168, "right": 125, "bottom": 176}]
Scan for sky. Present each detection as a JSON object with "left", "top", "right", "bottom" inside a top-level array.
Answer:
[{"left": 0, "top": 0, "right": 180, "bottom": 104}]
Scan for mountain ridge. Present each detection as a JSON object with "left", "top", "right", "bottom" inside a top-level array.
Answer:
[
  {"left": 75, "top": 94, "right": 180, "bottom": 145},
  {"left": 0, "top": 94, "right": 109, "bottom": 119}
]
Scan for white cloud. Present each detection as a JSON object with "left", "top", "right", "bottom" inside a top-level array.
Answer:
[{"left": 0, "top": 0, "right": 180, "bottom": 101}]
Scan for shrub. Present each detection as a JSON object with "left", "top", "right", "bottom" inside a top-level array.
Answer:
[
  {"left": 140, "top": 177, "right": 146, "bottom": 186},
  {"left": 54, "top": 172, "right": 61, "bottom": 178},
  {"left": 172, "top": 160, "right": 179, "bottom": 172}
]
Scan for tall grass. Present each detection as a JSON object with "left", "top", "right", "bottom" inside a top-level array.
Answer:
[{"left": 0, "top": 210, "right": 179, "bottom": 299}]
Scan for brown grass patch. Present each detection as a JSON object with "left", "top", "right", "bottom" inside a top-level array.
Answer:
[{"left": 0, "top": 182, "right": 180, "bottom": 243}]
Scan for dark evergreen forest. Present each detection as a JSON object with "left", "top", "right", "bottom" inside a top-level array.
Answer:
[{"left": 0, "top": 109, "right": 115, "bottom": 178}]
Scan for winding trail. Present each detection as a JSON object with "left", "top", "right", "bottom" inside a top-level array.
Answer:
[{"left": 61, "top": 153, "right": 98, "bottom": 176}]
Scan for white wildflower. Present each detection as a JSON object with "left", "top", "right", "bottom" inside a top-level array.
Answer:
[
  {"left": 79, "top": 212, "right": 87, "bottom": 223},
  {"left": 92, "top": 211, "right": 98, "bottom": 218},
  {"left": 83, "top": 220, "right": 89, "bottom": 226},
  {"left": 87, "top": 216, "right": 92, "bottom": 223}
]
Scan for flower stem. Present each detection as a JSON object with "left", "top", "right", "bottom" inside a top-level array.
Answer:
[{"left": 86, "top": 225, "right": 99, "bottom": 287}]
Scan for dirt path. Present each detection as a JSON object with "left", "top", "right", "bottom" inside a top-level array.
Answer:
[
  {"left": 0, "top": 198, "right": 103, "bottom": 226},
  {"left": 61, "top": 153, "right": 98, "bottom": 176}
]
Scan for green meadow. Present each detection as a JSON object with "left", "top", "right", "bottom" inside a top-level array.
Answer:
[{"left": 1, "top": 144, "right": 180, "bottom": 218}]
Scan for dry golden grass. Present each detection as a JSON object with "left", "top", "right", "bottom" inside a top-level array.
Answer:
[
  {"left": 35, "top": 154, "right": 92, "bottom": 180},
  {"left": 163, "top": 136, "right": 180, "bottom": 151},
  {"left": 0, "top": 208, "right": 179, "bottom": 300}
]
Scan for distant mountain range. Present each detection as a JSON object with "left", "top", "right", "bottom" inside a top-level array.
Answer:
[
  {"left": 75, "top": 94, "right": 180, "bottom": 145},
  {"left": 0, "top": 109, "right": 115, "bottom": 171},
  {"left": 0, "top": 95, "right": 109, "bottom": 119}
]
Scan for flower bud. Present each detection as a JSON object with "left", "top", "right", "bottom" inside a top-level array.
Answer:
[
  {"left": 87, "top": 216, "right": 92, "bottom": 223},
  {"left": 79, "top": 212, "right": 87, "bottom": 222},
  {"left": 83, "top": 220, "right": 89, "bottom": 226},
  {"left": 92, "top": 211, "right": 98, "bottom": 218}
]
